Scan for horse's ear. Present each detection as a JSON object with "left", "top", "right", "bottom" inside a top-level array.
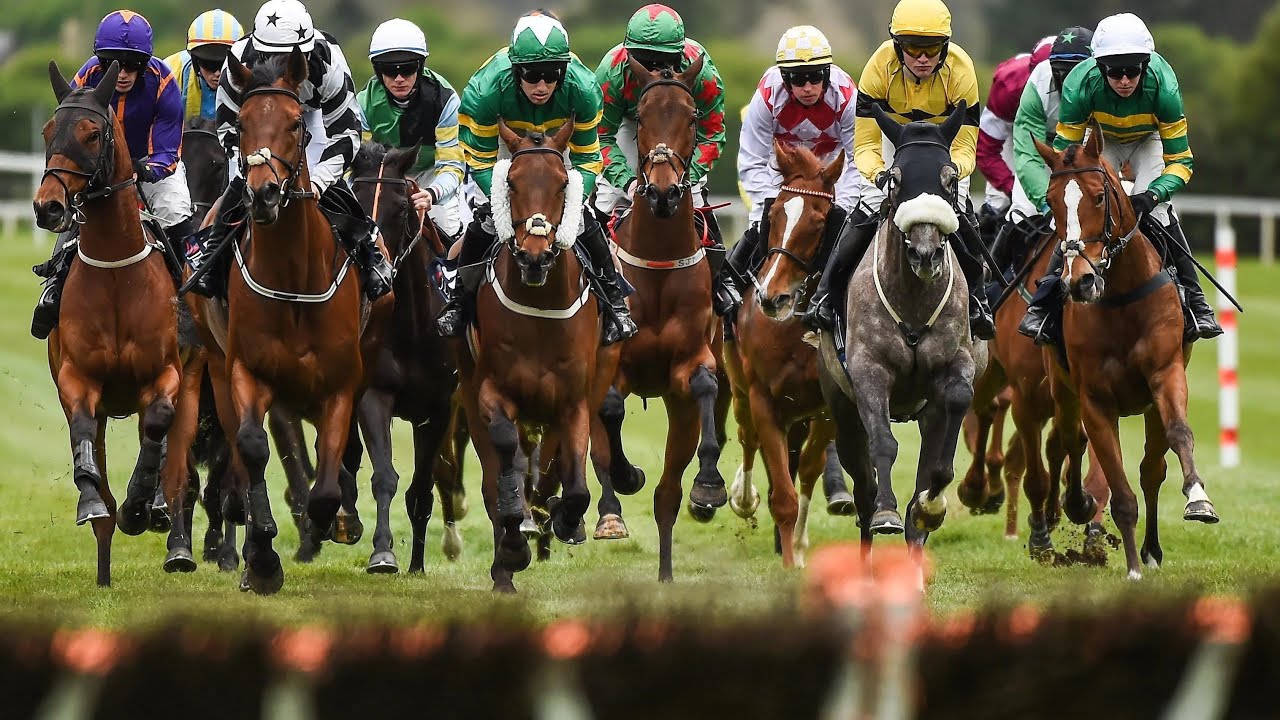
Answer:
[
  {"left": 48, "top": 61, "right": 72, "bottom": 103},
  {"left": 1084, "top": 117, "right": 1104, "bottom": 158},
  {"left": 92, "top": 62, "right": 120, "bottom": 108},
  {"left": 1032, "top": 135, "right": 1057, "bottom": 167},
  {"left": 388, "top": 142, "right": 421, "bottom": 177},
  {"left": 939, "top": 99, "right": 966, "bottom": 145},
  {"left": 227, "top": 51, "right": 253, "bottom": 90},
  {"left": 677, "top": 53, "right": 705, "bottom": 89},
  {"left": 285, "top": 47, "right": 308, "bottom": 87},
  {"left": 551, "top": 113, "right": 575, "bottom": 153},
  {"left": 821, "top": 149, "right": 846, "bottom": 188},
  {"left": 626, "top": 53, "right": 654, "bottom": 89},
  {"left": 497, "top": 118, "right": 522, "bottom": 154},
  {"left": 773, "top": 138, "right": 796, "bottom": 174},
  {"left": 870, "top": 103, "right": 903, "bottom": 148}
]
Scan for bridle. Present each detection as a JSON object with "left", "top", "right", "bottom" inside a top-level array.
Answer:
[
  {"left": 506, "top": 145, "right": 569, "bottom": 258},
  {"left": 182, "top": 126, "right": 226, "bottom": 216},
  {"left": 634, "top": 75, "right": 695, "bottom": 199},
  {"left": 350, "top": 154, "right": 446, "bottom": 278},
  {"left": 1048, "top": 163, "right": 1140, "bottom": 276},
  {"left": 41, "top": 97, "right": 137, "bottom": 226},
  {"left": 763, "top": 184, "right": 835, "bottom": 276},
  {"left": 234, "top": 86, "right": 314, "bottom": 206}
]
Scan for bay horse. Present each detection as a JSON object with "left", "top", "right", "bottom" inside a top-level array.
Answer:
[
  {"left": 349, "top": 141, "right": 468, "bottom": 574},
  {"left": 816, "top": 103, "right": 985, "bottom": 573},
  {"left": 455, "top": 118, "right": 619, "bottom": 593},
  {"left": 721, "top": 141, "right": 848, "bottom": 568},
  {"left": 1034, "top": 123, "right": 1218, "bottom": 579},
  {"left": 161, "top": 50, "right": 393, "bottom": 594},
  {"left": 596, "top": 56, "right": 728, "bottom": 582},
  {"left": 32, "top": 61, "right": 182, "bottom": 586}
]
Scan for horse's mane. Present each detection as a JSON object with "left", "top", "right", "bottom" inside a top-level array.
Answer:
[
  {"left": 244, "top": 55, "right": 292, "bottom": 92},
  {"left": 353, "top": 140, "right": 389, "bottom": 173}
]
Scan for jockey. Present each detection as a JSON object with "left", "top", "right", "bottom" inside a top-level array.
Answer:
[
  {"left": 435, "top": 13, "right": 638, "bottom": 345},
  {"left": 722, "top": 25, "right": 871, "bottom": 321},
  {"left": 32, "top": 10, "right": 193, "bottom": 340},
  {"left": 591, "top": 5, "right": 729, "bottom": 306},
  {"left": 1003, "top": 26, "right": 1093, "bottom": 249},
  {"left": 1019, "top": 13, "right": 1222, "bottom": 345},
  {"left": 803, "top": 0, "right": 995, "bottom": 340},
  {"left": 358, "top": 18, "right": 465, "bottom": 238},
  {"left": 976, "top": 34, "right": 1053, "bottom": 236},
  {"left": 161, "top": 10, "right": 244, "bottom": 121},
  {"left": 192, "top": 0, "right": 393, "bottom": 301}
]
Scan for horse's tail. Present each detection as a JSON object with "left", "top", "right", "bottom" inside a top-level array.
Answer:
[{"left": 191, "top": 369, "right": 225, "bottom": 470}]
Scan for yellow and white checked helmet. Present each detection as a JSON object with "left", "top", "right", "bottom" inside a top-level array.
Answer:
[{"left": 776, "top": 25, "right": 832, "bottom": 68}]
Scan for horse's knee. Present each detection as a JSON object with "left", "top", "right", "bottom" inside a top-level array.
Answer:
[
  {"left": 943, "top": 380, "right": 975, "bottom": 417},
  {"left": 1110, "top": 498, "right": 1138, "bottom": 529},
  {"left": 488, "top": 413, "right": 518, "bottom": 463},
  {"left": 405, "top": 481, "right": 435, "bottom": 522},
  {"left": 70, "top": 413, "right": 96, "bottom": 444},
  {"left": 236, "top": 425, "right": 270, "bottom": 472},
  {"left": 689, "top": 366, "right": 718, "bottom": 402},
  {"left": 143, "top": 398, "right": 176, "bottom": 442},
  {"left": 599, "top": 387, "right": 625, "bottom": 424},
  {"left": 1164, "top": 420, "right": 1193, "bottom": 452}
]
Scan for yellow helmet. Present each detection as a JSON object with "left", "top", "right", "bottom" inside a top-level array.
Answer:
[
  {"left": 187, "top": 9, "right": 244, "bottom": 50},
  {"left": 776, "top": 25, "right": 832, "bottom": 68},
  {"left": 889, "top": 0, "right": 952, "bottom": 38}
]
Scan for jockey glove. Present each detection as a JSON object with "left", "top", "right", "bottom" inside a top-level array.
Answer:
[
  {"left": 1129, "top": 190, "right": 1159, "bottom": 217},
  {"left": 132, "top": 159, "right": 159, "bottom": 184}
]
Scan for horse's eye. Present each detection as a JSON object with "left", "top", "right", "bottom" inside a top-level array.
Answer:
[
  {"left": 292, "top": 120, "right": 302, "bottom": 132},
  {"left": 1095, "top": 192, "right": 1105, "bottom": 207},
  {"left": 87, "top": 130, "right": 100, "bottom": 142}
]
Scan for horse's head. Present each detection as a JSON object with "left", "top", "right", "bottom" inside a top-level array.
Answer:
[
  {"left": 873, "top": 101, "right": 966, "bottom": 283},
  {"left": 757, "top": 141, "right": 843, "bottom": 320},
  {"left": 182, "top": 116, "right": 229, "bottom": 220},
  {"left": 1034, "top": 119, "right": 1138, "bottom": 304},
  {"left": 34, "top": 60, "right": 128, "bottom": 233},
  {"left": 629, "top": 54, "right": 703, "bottom": 218},
  {"left": 351, "top": 141, "right": 422, "bottom": 259},
  {"left": 495, "top": 117, "right": 577, "bottom": 287},
  {"left": 227, "top": 49, "right": 310, "bottom": 225}
]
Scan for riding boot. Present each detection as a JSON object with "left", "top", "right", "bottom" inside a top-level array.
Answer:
[
  {"left": 161, "top": 216, "right": 195, "bottom": 282},
  {"left": 802, "top": 213, "right": 876, "bottom": 331},
  {"left": 1017, "top": 248, "right": 1066, "bottom": 346},
  {"left": 952, "top": 215, "right": 997, "bottom": 341},
  {"left": 436, "top": 211, "right": 496, "bottom": 337},
  {"left": 1163, "top": 217, "right": 1223, "bottom": 343},
  {"left": 580, "top": 212, "right": 638, "bottom": 346},
  {"left": 189, "top": 177, "right": 247, "bottom": 299},
  {"left": 716, "top": 197, "right": 773, "bottom": 321},
  {"left": 31, "top": 230, "right": 78, "bottom": 340},
  {"left": 318, "top": 183, "right": 393, "bottom": 301}
]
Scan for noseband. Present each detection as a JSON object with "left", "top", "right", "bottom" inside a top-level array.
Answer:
[
  {"left": 635, "top": 77, "right": 695, "bottom": 198},
  {"left": 235, "top": 86, "right": 314, "bottom": 206},
  {"left": 1049, "top": 164, "right": 1140, "bottom": 275},
  {"left": 41, "top": 98, "right": 137, "bottom": 226}
]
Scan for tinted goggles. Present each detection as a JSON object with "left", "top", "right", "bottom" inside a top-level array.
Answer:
[
  {"left": 194, "top": 56, "right": 224, "bottom": 73},
  {"left": 782, "top": 68, "right": 829, "bottom": 87},
  {"left": 515, "top": 64, "right": 565, "bottom": 85},
  {"left": 899, "top": 39, "right": 946, "bottom": 59},
  {"left": 1103, "top": 63, "right": 1145, "bottom": 80},
  {"left": 98, "top": 55, "right": 145, "bottom": 73},
  {"left": 376, "top": 61, "right": 422, "bottom": 80}
]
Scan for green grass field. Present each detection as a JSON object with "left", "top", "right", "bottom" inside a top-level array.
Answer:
[{"left": 1, "top": 233, "right": 1276, "bottom": 628}]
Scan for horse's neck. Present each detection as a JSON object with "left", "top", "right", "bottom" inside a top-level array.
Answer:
[
  {"left": 79, "top": 150, "right": 146, "bottom": 259},
  {"left": 1104, "top": 231, "right": 1165, "bottom": 297},
  {"left": 628, "top": 199, "right": 698, "bottom": 258}
]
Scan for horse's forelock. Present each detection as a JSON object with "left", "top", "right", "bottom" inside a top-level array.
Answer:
[
  {"left": 245, "top": 56, "right": 292, "bottom": 92},
  {"left": 529, "top": 131, "right": 545, "bottom": 146},
  {"left": 1064, "top": 144, "right": 1080, "bottom": 167},
  {"left": 781, "top": 145, "right": 824, "bottom": 181}
]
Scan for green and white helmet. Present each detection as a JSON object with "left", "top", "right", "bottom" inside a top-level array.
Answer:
[
  {"left": 509, "top": 14, "right": 571, "bottom": 64},
  {"left": 623, "top": 4, "right": 685, "bottom": 54}
]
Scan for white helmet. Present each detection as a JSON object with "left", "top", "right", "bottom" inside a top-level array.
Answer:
[
  {"left": 369, "top": 18, "right": 428, "bottom": 62},
  {"left": 1091, "top": 13, "right": 1154, "bottom": 61},
  {"left": 253, "top": 0, "right": 315, "bottom": 54}
]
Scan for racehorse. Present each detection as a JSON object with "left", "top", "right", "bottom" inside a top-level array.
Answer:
[
  {"left": 162, "top": 50, "right": 393, "bottom": 594},
  {"left": 349, "top": 141, "right": 468, "bottom": 573},
  {"left": 32, "top": 61, "right": 182, "bottom": 586},
  {"left": 721, "top": 141, "right": 850, "bottom": 568},
  {"left": 817, "top": 103, "right": 985, "bottom": 569},
  {"left": 1034, "top": 123, "right": 1218, "bottom": 579},
  {"left": 454, "top": 118, "right": 619, "bottom": 592},
  {"left": 595, "top": 56, "right": 728, "bottom": 582}
]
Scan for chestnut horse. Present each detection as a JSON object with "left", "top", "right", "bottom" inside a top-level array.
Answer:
[
  {"left": 597, "top": 57, "right": 728, "bottom": 582},
  {"left": 1035, "top": 124, "right": 1217, "bottom": 579},
  {"left": 722, "top": 142, "right": 848, "bottom": 568},
  {"left": 456, "top": 119, "right": 619, "bottom": 593},
  {"left": 32, "top": 61, "right": 182, "bottom": 586},
  {"left": 161, "top": 51, "right": 392, "bottom": 594}
]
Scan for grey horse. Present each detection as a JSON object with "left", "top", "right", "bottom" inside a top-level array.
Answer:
[{"left": 817, "top": 102, "right": 988, "bottom": 567}]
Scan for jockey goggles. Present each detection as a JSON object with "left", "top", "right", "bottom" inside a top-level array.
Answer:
[
  {"left": 781, "top": 67, "right": 829, "bottom": 87},
  {"left": 897, "top": 36, "right": 947, "bottom": 58},
  {"left": 1102, "top": 63, "right": 1145, "bottom": 80},
  {"left": 514, "top": 62, "right": 565, "bottom": 85},
  {"left": 97, "top": 54, "right": 145, "bottom": 73},
  {"left": 194, "top": 56, "right": 224, "bottom": 73},
  {"left": 376, "top": 60, "right": 422, "bottom": 80}
]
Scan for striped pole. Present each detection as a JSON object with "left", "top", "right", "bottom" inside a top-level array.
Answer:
[{"left": 1214, "top": 211, "right": 1240, "bottom": 468}]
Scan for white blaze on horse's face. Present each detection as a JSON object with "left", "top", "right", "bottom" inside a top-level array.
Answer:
[
  {"left": 760, "top": 195, "right": 806, "bottom": 294},
  {"left": 1062, "top": 179, "right": 1084, "bottom": 283}
]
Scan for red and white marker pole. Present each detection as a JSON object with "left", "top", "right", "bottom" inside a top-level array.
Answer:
[{"left": 1215, "top": 212, "right": 1240, "bottom": 468}]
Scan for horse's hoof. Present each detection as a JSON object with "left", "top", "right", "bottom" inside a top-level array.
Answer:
[
  {"left": 366, "top": 550, "right": 399, "bottom": 574},
  {"left": 729, "top": 467, "right": 760, "bottom": 519},
  {"left": 306, "top": 495, "right": 341, "bottom": 537},
  {"left": 452, "top": 492, "right": 469, "bottom": 520},
  {"left": 492, "top": 582, "right": 518, "bottom": 595},
  {"left": 497, "top": 533, "right": 531, "bottom": 573},
  {"left": 826, "top": 491, "right": 857, "bottom": 517},
  {"left": 956, "top": 480, "right": 986, "bottom": 511},
  {"left": 977, "top": 490, "right": 1006, "bottom": 516},
  {"left": 912, "top": 491, "right": 947, "bottom": 533},
  {"left": 331, "top": 512, "right": 364, "bottom": 545},
  {"left": 612, "top": 465, "right": 646, "bottom": 495},
  {"left": 520, "top": 516, "right": 542, "bottom": 539},
  {"left": 163, "top": 546, "right": 197, "bottom": 574},
  {"left": 1028, "top": 535, "right": 1056, "bottom": 566},
  {"left": 76, "top": 495, "right": 110, "bottom": 526},
  {"left": 218, "top": 547, "right": 240, "bottom": 573},
  {"left": 689, "top": 479, "right": 728, "bottom": 510},
  {"left": 246, "top": 551, "right": 285, "bottom": 596},
  {"left": 238, "top": 571, "right": 251, "bottom": 592},
  {"left": 1184, "top": 500, "right": 1219, "bottom": 524},
  {"left": 148, "top": 502, "right": 172, "bottom": 533},
  {"left": 1140, "top": 544, "right": 1162, "bottom": 569},
  {"left": 442, "top": 522, "right": 464, "bottom": 561},
  {"left": 115, "top": 500, "right": 151, "bottom": 537},
  {"left": 869, "top": 509, "right": 904, "bottom": 535},
  {"left": 1064, "top": 492, "right": 1097, "bottom": 526},
  {"left": 687, "top": 501, "right": 717, "bottom": 523},
  {"left": 294, "top": 539, "right": 321, "bottom": 564},
  {"left": 593, "top": 514, "right": 629, "bottom": 540}
]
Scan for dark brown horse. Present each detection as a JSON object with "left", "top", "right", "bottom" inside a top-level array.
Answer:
[
  {"left": 32, "top": 61, "right": 182, "bottom": 586},
  {"left": 162, "top": 51, "right": 392, "bottom": 594},
  {"left": 595, "top": 56, "right": 728, "bottom": 582},
  {"left": 455, "top": 119, "right": 619, "bottom": 592},
  {"left": 349, "top": 141, "right": 468, "bottom": 574},
  {"left": 722, "top": 142, "right": 847, "bottom": 568},
  {"left": 1034, "top": 123, "right": 1217, "bottom": 579}
]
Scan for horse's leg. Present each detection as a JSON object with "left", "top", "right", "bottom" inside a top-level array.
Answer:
[
  {"left": 848, "top": 360, "right": 902, "bottom": 534},
  {"left": 589, "top": 400, "right": 627, "bottom": 540},
  {"left": 831, "top": 403, "right": 876, "bottom": 553},
  {"left": 404, "top": 423, "right": 441, "bottom": 571},
  {"left": 201, "top": 446, "right": 228, "bottom": 562},
  {"left": 822, "top": 436, "right": 855, "bottom": 517},
  {"left": 485, "top": 404, "right": 531, "bottom": 579},
  {"left": 269, "top": 409, "right": 313, "bottom": 556},
  {"left": 958, "top": 364, "right": 1003, "bottom": 514},
  {"left": 907, "top": 369, "right": 974, "bottom": 546},
  {"left": 90, "top": 419, "right": 115, "bottom": 588},
  {"left": 1078, "top": 398, "right": 1139, "bottom": 578},
  {"left": 442, "top": 403, "right": 470, "bottom": 520},
  {"left": 548, "top": 405, "right": 592, "bottom": 546},
  {"left": 230, "top": 361, "right": 283, "bottom": 595},
  {"left": 687, "top": 365, "right": 728, "bottom": 520},
  {"left": 1044, "top": 423, "right": 1065, "bottom": 530},
  {"left": 748, "top": 384, "right": 798, "bottom": 567},
  {"left": 1052, "top": 376, "right": 1098, "bottom": 528},
  {"left": 728, "top": 373, "right": 761, "bottom": 521},
  {"left": 1001, "top": 432, "right": 1025, "bottom": 540},
  {"left": 57, "top": 364, "right": 113, "bottom": 581},
  {"left": 985, "top": 390, "right": 1012, "bottom": 508},
  {"left": 206, "top": 355, "right": 245, "bottom": 572},
  {"left": 117, "top": 377, "right": 179, "bottom": 537},
  {"left": 1015, "top": 391, "right": 1054, "bottom": 563},
  {"left": 358, "top": 388, "right": 399, "bottom": 573},
  {"left": 656, "top": 397, "right": 701, "bottom": 582},
  {"left": 1149, "top": 367, "right": 1218, "bottom": 524},
  {"left": 794, "top": 421, "right": 835, "bottom": 568},
  {"left": 1137, "top": 408, "right": 1169, "bottom": 569},
  {"left": 161, "top": 352, "right": 205, "bottom": 572},
  {"left": 599, "top": 385, "right": 645, "bottom": 493},
  {"left": 332, "top": 412, "right": 365, "bottom": 546}
]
